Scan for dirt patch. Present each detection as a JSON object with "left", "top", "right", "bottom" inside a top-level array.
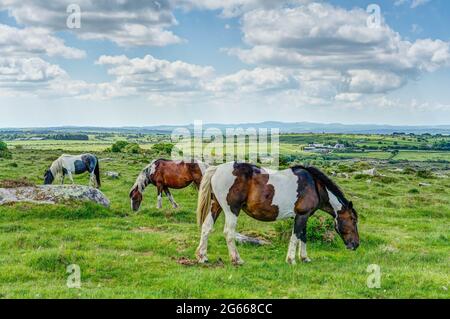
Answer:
[
  {"left": 175, "top": 257, "right": 198, "bottom": 266},
  {"left": 132, "top": 226, "right": 163, "bottom": 233},
  {"left": 0, "top": 178, "right": 36, "bottom": 188},
  {"left": 174, "top": 256, "right": 225, "bottom": 268}
]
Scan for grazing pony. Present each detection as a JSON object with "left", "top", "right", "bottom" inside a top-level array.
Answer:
[
  {"left": 129, "top": 159, "right": 208, "bottom": 211},
  {"left": 196, "top": 162, "right": 359, "bottom": 265},
  {"left": 44, "top": 154, "right": 101, "bottom": 188}
]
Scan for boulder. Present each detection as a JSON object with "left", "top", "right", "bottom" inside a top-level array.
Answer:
[
  {"left": 105, "top": 171, "right": 120, "bottom": 179},
  {"left": 0, "top": 185, "right": 110, "bottom": 207},
  {"left": 419, "top": 182, "right": 432, "bottom": 187},
  {"left": 359, "top": 168, "right": 378, "bottom": 176},
  {"left": 235, "top": 233, "right": 270, "bottom": 246}
]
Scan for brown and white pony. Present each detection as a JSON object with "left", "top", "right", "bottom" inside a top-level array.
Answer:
[
  {"left": 196, "top": 162, "right": 359, "bottom": 265},
  {"left": 129, "top": 159, "right": 208, "bottom": 211}
]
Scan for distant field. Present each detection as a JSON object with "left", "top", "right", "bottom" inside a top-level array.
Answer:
[{"left": 0, "top": 134, "right": 449, "bottom": 298}]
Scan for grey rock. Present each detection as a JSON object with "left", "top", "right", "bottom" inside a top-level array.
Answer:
[
  {"left": 0, "top": 185, "right": 110, "bottom": 207},
  {"left": 235, "top": 233, "right": 270, "bottom": 246},
  {"left": 105, "top": 171, "right": 120, "bottom": 179}
]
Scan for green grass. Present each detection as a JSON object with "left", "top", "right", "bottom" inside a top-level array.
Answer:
[{"left": 0, "top": 140, "right": 449, "bottom": 298}]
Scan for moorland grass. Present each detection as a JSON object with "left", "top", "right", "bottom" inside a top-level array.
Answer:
[{"left": 0, "top": 142, "right": 448, "bottom": 299}]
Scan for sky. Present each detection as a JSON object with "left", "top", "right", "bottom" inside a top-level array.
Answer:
[{"left": 0, "top": 0, "right": 450, "bottom": 127}]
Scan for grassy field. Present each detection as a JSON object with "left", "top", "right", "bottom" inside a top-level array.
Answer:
[{"left": 0, "top": 137, "right": 449, "bottom": 299}]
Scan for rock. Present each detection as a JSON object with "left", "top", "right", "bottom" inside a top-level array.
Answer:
[
  {"left": 105, "top": 171, "right": 120, "bottom": 179},
  {"left": 235, "top": 233, "right": 270, "bottom": 246},
  {"left": 419, "top": 182, "right": 432, "bottom": 187},
  {"left": 359, "top": 168, "right": 378, "bottom": 176},
  {"left": 0, "top": 185, "right": 110, "bottom": 207}
]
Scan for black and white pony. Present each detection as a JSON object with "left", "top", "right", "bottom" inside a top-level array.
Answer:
[{"left": 44, "top": 154, "right": 101, "bottom": 188}]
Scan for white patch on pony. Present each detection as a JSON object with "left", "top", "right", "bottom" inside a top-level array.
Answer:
[
  {"left": 266, "top": 169, "right": 298, "bottom": 220},
  {"left": 149, "top": 161, "right": 156, "bottom": 176},
  {"left": 196, "top": 161, "right": 208, "bottom": 175},
  {"left": 131, "top": 160, "right": 156, "bottom": 193},
  {"left": 210, "top": 162, "right": 243, "bottom": 264},
  {"left": 211, "top": 162, "right": 237, "bottom": 209},
  {"left": 326, "top": 188, "right": 343, "bottom": 215}
]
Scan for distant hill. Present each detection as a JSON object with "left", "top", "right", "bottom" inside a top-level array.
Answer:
[{"left": 1, "top": 122, "right": 449, "bottom": 135}]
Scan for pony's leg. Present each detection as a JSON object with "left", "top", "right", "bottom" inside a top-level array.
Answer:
[
  {"left": 164, "top": 188, "right": 178, "bottom": 208},
  {"left": 89, "top": 172, "right": 97, "bottom": 188},
  {"left": 60, "top": 175, "right": 65, "bottom": 185},
  {"left": 294, "top": 214, "right": 311, "bottom": 263},
  {"left": 196, "top": 204, "right": 221, "bottom": 263},
  {"left": 223, "top": 208, "right": 244, "bottom": 265},
  {"left": 67, "top": 172, "right": 74, "bottom": 184},
  {"left": 286, "top": 230, "right": 299, "bottom": 265},
  {"left": 156, "top": 185, "right": 163, "bottom": 209}
]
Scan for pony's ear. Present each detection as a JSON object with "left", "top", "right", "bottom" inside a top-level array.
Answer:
[{"left": 348, "top": 201, "right": 353, "bottom": 209}]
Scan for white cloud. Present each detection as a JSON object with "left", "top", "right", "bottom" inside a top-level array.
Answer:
[
  {"left": 96, "top": 54, "right": 215, "bottom": 94},
  {"left": 176, "top": 0, "right": 312, "bottom": 18},
  {"left": 225, "top": 2, "right": 450, "bottom": 100},
  {"left": 394, "top": 0, "right": 431, "bottom": 8},
  {"left": 0, "top": 0, "right": 182, "bottom": 47},
  {"left": 0, "top": 24, "right": 85, "bottom": 59},
  {"left": 411, "top": 0, "right": 431, "bottom": 9},
  {"left": 205, "top": 67, "right": 294, "bottom": 93}
]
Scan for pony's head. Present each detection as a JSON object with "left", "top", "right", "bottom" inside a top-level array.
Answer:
[
  {"left": 129, "top": 185, "right": 143, "bottom": 212},
  {"left": 335, "top": 201, "right": 359, "bottom": 250},
  {"left": 44, "top": 169, "right": 54, "bottom": 185}
]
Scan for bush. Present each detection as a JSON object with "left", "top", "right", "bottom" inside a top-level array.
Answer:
[
  {"left": 274, "top": 215, "right": 335, "bottom": 243},
  {"left": 124, "top": 143, "right": 142, "bottom": 154},
  {"left": 110, "top": 140, "right": 129, "bottom": 153},
  {"left": 151, "top": 143, "right": 174, "bottom": 156},
  {"left": 417, "top": 169, "right": 433, "bottom": 179},
  {"left": 0, "top": 140, "right": 12, "bottom": 159},
  {"left": 109, "top": 141, "right": 143, "bottom": 154}
]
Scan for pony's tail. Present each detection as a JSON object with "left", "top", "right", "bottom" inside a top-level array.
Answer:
[
  {"left": 94, "top": 158, "right": 101, "bottom": 188},
  {"left": 197, "top": 166, "right": 218, "bottom": 226}
]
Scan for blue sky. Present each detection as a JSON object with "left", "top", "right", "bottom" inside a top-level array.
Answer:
[{"left": 0, "top": 0, "right": 449, "bottom": 127}]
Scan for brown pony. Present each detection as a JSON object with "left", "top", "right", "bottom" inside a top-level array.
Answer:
[
  {"left": 196, "top": 162, "right": 359, "bottom": 265},
  {"left": 129, "top": 159, "right": 208, "bottom": 211}
]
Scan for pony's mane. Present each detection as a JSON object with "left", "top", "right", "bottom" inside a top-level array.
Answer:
[{"left": 294, "top": 165, "right": 348, "bottom": 205}]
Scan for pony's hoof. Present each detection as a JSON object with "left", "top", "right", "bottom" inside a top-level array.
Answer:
[
  {"left": 301, "top": 257, "right": 312, "bottom": 263},
  {"left": 196, "top": 253, "right": 208, "bottom": 264},
  {"left": 232, "top": 259, "right": 245, "bottom": 266},
  {"left": 286, "top": 258, "right": 296, "bottom": 265}
]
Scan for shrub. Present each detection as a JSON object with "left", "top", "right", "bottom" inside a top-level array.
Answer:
[
  {"left": 408, "top": 188, "right": 420, "bottom": 194},
  {"left": 417, "top": 169, "right": 433, "bottom": 179},
  {"left": 110, "top": 140, "right": 129, "bottom": 153},
  {"left": 0, "top": 140, "right": 12, "bottom": 159},
  {"left": 109, "top": 141, "right": 143, "bottom": 154},
  {"left": 274, "top": 215, "right": 335, "bottom": 243},
  {"left": 151, "top": 143, "right": 174, "bottom": 156},
  {"left": 124, "top": 143, "right": 142, "bottom": 154}
]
